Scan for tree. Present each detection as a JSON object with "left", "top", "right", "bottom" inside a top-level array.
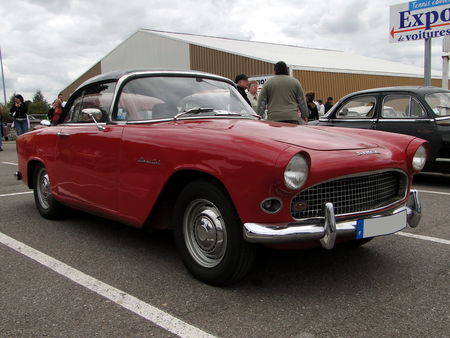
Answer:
[
  {"left": 28, "top": 90, "right": 50, "bottom": 115},
  {"left": 32, "top": 90, "right": 46, "bottom": 103}
]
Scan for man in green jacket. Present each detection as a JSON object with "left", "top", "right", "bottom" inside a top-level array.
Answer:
[{"left": 257, "top": 61, "right": 309, "bottom": 124}]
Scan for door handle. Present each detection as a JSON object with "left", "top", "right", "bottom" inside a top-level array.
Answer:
[{"left": 57, "top": 132, "right": 70, "bottom": 137}]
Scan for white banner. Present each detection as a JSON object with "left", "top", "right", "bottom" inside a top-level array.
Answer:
[{"left": 390, "top": 0, "right": 450, "bottom": 43}]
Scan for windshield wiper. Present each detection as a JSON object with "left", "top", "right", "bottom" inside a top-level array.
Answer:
[{"left": 174, "top": 107, "right": 214, "bottom": 120}]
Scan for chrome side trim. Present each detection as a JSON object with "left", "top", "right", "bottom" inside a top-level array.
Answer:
[
  {"left": 435, "top": 158, "right": 450, "bottom": 162},
  {"left": 243, "top": 190, "right": 421, "bottom": 248},
  {"left": 328, "top": 119, "right": 376, "bottom": 122},
  {"left": 377, "top": 119, "right": 433, "bottom": 122}
]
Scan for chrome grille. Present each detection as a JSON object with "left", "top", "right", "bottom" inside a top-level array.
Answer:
[{"left": 291, "top": 171, "right": 407, "bottom": 219}]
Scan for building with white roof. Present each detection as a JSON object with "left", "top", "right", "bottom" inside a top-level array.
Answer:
[{"left": 61, "top": 29, "right": 445, "bottom": 101}]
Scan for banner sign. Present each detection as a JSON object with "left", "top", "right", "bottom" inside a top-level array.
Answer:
[
  {"left": 248, "top": 75, "right": 273, "bottom": 89},
  {"left": 390, "top": 0, "right": 450, "bottom": 43}
]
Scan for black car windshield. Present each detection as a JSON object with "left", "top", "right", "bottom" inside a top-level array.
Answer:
[
  {"left": 114, "top": 76, "right": 256, "bottom": 122},
  {"left": 425, "top": 92, "right": 450, "bottom": 117}
]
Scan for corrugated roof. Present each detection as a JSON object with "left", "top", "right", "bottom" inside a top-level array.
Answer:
[{"left": 141, "top": 29, "right": 440, "bottom": 78}]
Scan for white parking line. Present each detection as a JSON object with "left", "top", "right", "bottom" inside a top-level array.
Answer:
[
  {"left": 396, "top": 232, "right": 450, "bottom": 245},
  {"left": 1, "top": 162, "right": 18, "bottom": 166},
  {"left": 417, "top": 190, "right": 450, "bottom": 196},
  {"left": 0, "top": 191, "right": 33, "bottom": 198},
  {"left": 0, "top": 232, "right": 216, "bottom": 338}
]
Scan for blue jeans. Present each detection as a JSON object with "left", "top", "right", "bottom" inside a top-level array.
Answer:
[{"left": 14, "top": 119, "right": 28, "bottom": 136}]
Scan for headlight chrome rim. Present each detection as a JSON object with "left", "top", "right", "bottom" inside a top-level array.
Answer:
[
  {"left": 412, "top": 145, "right": 427, "bottom": 171},
  {"left": 284, "top": 154, "right": 309, "bottom": 190}
]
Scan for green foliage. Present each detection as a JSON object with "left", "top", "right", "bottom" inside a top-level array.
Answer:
[
  {"left": 32, "top": 90, "right": 47, "bottom": 104},
  {"left": 6, "top": 93, "right": 15, "bottom": 111},
  {"left": 28, "top": 100, "right": 50, "bottom": 115}
]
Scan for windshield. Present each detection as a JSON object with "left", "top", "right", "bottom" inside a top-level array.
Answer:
[
  {"left": 113, "top": 76, "right": 256, "bottom": 122},
  {"left": 425, "top": 92, "right": 450, "bottom": 117}
]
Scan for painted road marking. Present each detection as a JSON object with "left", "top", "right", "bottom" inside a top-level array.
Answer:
[
  {"left": 396, "top": 232, "right": 450, "bottom": 245},
  {"left": 0, "top": 232, "right": 216, "bottom": 338},
  {"left": 1, "top": 162, "right": 18, "bottom": 166},
  {"left": 417, "top": 190, "right": 450, "bottom": 197},
  {"left": 0, "top": 191, "right": 33, "bottom": 198}
]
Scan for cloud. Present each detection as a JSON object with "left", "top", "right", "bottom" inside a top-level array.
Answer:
[{"left": 0, "top": 0, "right": 446, "bottom": 103}]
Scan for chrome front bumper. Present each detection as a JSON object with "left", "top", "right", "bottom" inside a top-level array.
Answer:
[{"left": 243, "top": 190, "right": 421, "bottom": 250}]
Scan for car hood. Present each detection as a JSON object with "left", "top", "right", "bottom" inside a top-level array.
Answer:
[{"left": 186, "top": 119, "right": 379, "bottom": 151}]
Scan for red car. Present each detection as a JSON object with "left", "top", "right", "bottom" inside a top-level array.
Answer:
[{"left": 16, "top": 70, "right": 427, "bottom": 286}]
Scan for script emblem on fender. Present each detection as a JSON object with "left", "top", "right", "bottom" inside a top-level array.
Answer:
[{"left": 356, "top": 150, "right": 380, "bottom": 156}]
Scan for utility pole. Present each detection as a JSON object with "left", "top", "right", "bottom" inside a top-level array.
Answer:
[
  {"left": 443, "top": 36, "right": 450, "bottom": 90},
  {"left": 424, "top": 39, "right": 432, "bottom": 86},
  {"left": 0, "top": 46, "right": 6, "bottom": 105}
]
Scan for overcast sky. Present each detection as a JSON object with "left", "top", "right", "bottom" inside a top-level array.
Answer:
[{"left": 0, "top": 0, "right": 448, "bottom": 103}]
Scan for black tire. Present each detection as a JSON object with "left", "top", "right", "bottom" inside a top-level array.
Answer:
[
  {"left": 337, "top": 237, "right": 374, "bottom": 249},
  {"left": 33, "top": 164, "right": 65, "bottom": 219},
  {"left": 173, "top": 180, "right": 255, "bottom": 286}
]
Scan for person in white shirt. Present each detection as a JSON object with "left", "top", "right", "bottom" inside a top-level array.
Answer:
[
  {"left": 246, "top": 81, "right": 258, "bottom": 110},
  {"left": 317, "top": 99, "right": 325, "bottom": 116}
]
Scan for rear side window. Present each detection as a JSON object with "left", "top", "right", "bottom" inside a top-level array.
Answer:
[
  {"left": 335, "top": 96, "right": 376, "bottom": 119},
  {"left": 66, "top": 82, "right": 116, "bottom": 123},
  {"left": 382, "top": 95, "right": 426, "bottom": 119}
]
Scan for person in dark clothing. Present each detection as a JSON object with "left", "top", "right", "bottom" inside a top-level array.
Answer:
[
  {"left": 324, "top": 96, "right": 334, "bottom": 113},
  {"left": 305, "top": 91, "right": 319, "bottom": 121},
  {"left": 9, "top": 94, "right": 29, "bottom": 136},
  {"left": 234, "top": 74, "right": 251, "bottom": 106}
]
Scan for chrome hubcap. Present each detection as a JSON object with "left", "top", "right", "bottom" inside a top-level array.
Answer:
[
  {"left": 37, "top": 169, "right": 51, "bottom": 209},
  {"left": 183, "top": 199, "right": 227, "bottom": 268}
]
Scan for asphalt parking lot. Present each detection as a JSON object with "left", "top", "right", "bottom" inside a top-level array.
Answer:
[{"left": 0, "top": 140, "right": 449, "bottom": 337}]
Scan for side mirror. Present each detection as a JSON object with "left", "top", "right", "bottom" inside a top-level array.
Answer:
[
  {"left": 82, "top": 108, "right": 105, "bottom": 131},
  {"left": 40, "top": 120, "right": 51, "bottom": 127}
]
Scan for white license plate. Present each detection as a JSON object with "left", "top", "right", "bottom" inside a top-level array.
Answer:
[{"left": 356, "top": 210, "right": 407, "bottom": 239}]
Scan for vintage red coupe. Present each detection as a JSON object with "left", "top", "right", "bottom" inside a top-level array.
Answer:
[{"left": 16, "top": 70, "right": 427, "bottom": 285}]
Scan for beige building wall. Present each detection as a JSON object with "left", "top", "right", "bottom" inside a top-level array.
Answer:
[
  {"left": 189, "top": 44, "right": 446, "bottom": 101},
  {"left": 102, "top": 31, "right": 190, "bottom": 73},
  {"left": 61, "top": 36, "right": 448, "bottom": 103}
]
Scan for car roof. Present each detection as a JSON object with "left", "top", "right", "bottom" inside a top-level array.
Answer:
[
  {"left": 345, "top": 86, "right": 449, "bottom": 97},
  {"left": 77, "top": 69, "right": 235, "bottom": 91}
]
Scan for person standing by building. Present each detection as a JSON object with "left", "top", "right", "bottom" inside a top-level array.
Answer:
[
  {"left": 317, "top": 99, "right": 325, "bottom": 117},
  {"left": 234, "top": 74, "right": 252, "bottom": 106},
  {"left": 9, "top": 94, "right": 29, "bottom": 136},
  {"left": 305, "top": 92, "right": 319, "bottom": 121},
  {"left": 257, "top": 61, "right": 308, "bottom": 124},
  {"left": 324, "top": 97, "right": 334, "bottom": 113},
  {"left": 246, "top": 80, "right": 258, "bottom": 110}
]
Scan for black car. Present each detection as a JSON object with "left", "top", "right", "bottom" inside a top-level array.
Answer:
[{"left": 310, "top": 86, "right": 450, "bottom": 173}]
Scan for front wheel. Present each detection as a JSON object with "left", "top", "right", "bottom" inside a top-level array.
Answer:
[
  {"left": 33, "top": 164, "right": 65, "bottom": 219},
  {"left": 174, "top": 180, "right": 255, "bottom": 286}
]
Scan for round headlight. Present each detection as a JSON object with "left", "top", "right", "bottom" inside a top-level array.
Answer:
[
  {"left": 284, "top": 154, "right": 309, "bottom": 190},
  {"left": 412, "top": 145, "right": 427, "bottom": 171}
]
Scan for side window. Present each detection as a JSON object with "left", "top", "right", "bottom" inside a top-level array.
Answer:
[
  {"left": 64, "top": 93, "right": 83, "bottom": 123},
  {"left": 382, "top": 95, "right": 427, "bottom": 119},
  {"left": 67, "top": 82, "right": 116, "bottom": 123},
  {"left": 335, "top": 96, "right": 376, "bottom": 119},
  {"left": 114, "top": 77, "right": 178, "bottom": 122}
]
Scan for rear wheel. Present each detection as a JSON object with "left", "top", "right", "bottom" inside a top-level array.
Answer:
[
  {"left": 174, "top": 180, "right": 255, "bottom": 286},
  {"left": 33, "top": 164, "right": 65, "bottom": 219}
]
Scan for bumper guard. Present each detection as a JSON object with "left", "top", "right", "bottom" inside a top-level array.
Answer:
[{"left": 243, "top": 190, "right": 421, "bottom": 250}]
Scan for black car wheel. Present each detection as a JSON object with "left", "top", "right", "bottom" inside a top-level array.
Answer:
[
  {"left": 174, "top": 180, "right": 255, "bottom": 286},
  {"left": 33, "top": 164, "right": 65, "bottom": 219}
]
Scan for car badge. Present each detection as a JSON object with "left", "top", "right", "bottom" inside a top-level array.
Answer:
[
  {"left": 137, "top": 157, "right": 161, "bottom": 165},
  {"left": 356, "top": 150, "right": 380, "bottom": 156}
]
